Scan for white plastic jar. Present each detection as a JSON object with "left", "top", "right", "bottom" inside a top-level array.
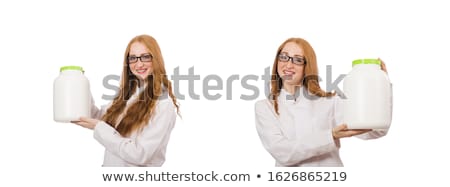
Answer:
[
  {"left": 343, "top": 59, "right": 392, "bottom": 129},
  {"left": 53, "top": 66, "right": 91, "bottom": 122}
]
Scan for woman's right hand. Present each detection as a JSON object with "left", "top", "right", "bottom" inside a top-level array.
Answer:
[
  {"left": 71, "top": 117, "right": 100, "bottom": 130},
  {"left": 332, "top": 124, "right": 371, "bottom": 139}
]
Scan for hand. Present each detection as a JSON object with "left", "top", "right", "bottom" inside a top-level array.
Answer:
[
  {"left": 332, "top": 124, "right": 371, "bottom": 139},
  {"left": 378, "top": 58, "right": 388, "bottom": 74},
  {"left": 72, "top": 117, "right": 100, "bottom": 130}
]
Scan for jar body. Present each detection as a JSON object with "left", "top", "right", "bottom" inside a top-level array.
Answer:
[
  {"left": 343, "top": 63, "right": 391, "bottom": 129},
  {"left": 53, "top": 68, "right": 91, "bottom": 122}
]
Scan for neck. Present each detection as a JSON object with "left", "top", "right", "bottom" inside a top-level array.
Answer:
[
  {"left": 138, "top": 79, "right": 147, "bottom": 88},
  {"left": 283, "top": 84, "right": 301, "bottom": 95}
]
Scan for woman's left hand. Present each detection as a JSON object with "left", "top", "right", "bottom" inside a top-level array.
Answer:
[
  {"left": 379, "top": 58, "right": 388, "bottom": 74},
  {"left": 72, "top": 117, "right": 100, "bottom": 130}
]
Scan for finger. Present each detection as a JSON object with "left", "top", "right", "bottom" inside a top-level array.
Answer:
[
  {"left": 378, "top": 58, "right": 388, "bottom": 74},
  {"left": 79, "top": 116, "right": 90, "bottom": 122},
  {"left": 75, "top": 121, "right": 90, "bottom": 127},
  {"left": 335, "top": 124, "right": 348, "bottom": 131},
  {"left": 381, "top": 63, "right": 387, "bottom": 72},
  {"left": 340, "top": 131, "right": 355, "bottom": 137},
  {"left": 349, "top": 129, "right": 372, "bottom": 132},
  {"left": 72, "top": 121, "right": 84, "bottom": 126},
  {"left": 378, "top": 57, "right": 385, "bottom": 65},
  {"left": 333, "top": 124, "right": 348, "bottom": 138},
  {"left": 80, "top": 117, "right": 97, "bottom": 124},
  {"left": 347, "top": 130, "right": 370, "bottom": 136}
]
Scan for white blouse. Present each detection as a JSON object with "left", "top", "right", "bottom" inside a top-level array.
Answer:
[
  {"left": 255, "top": 87, "right": 389, "bottom": 167},
  {"left": 90, "top": 89, "right": 176, "bottom": 167}
]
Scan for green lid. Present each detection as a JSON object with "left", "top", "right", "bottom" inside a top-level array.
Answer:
[
  {"left": 352, "top": 59, "right": 381, "bottom": 67},
  {"left": 60, "top": 66, "right": 84, "bottom": 72}
]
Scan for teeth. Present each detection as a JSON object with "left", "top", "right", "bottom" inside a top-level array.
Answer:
[
  {"left": 284, "top": 70, "right": 295, "bottom": 75},
  {"left": 136, "top": 69, "right": 147, "bottom": 73}
]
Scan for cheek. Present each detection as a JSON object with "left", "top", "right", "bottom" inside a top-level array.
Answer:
[
  {"left": 129, "top": 64, "right": 136, "bottom": 71},
  {"left": 295, "top": 67, "right": 305, "bottom": 78},
  {"left": 277, "top": 63, "right": 284, "bottom": 74},
  {"left": 147, "top": 63, "right": 153, "bottom": 72}
]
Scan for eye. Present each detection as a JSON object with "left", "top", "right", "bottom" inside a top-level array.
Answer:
[
  {"left": 293, "top": 57, "right": 304, "bottom": 63},
  {"left": 278, "top": 54, "right": 289, "bottom": 61},
  {"left": 128, "top": 56, "right": 137, "bottom": 62},
  {"left": 141, "top": 54, "right": 152, "bottom": 61}
]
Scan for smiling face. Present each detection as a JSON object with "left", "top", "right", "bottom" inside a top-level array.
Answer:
[
  {"left": 277, "top": 42, "right": 305, "bottom": 88},
  {"left": 128, "top": 42, "right": 153, "bottom": 81}
]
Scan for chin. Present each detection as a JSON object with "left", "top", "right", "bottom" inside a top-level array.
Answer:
[
  {"left": 283, "top": 79, "right": 302, "bottom": 86},
  {"left": 138, "top": 75, "right": 150, "bottom": 80},
  {"left": 132, "top": 74, "right": 148, "bottom": 81}
]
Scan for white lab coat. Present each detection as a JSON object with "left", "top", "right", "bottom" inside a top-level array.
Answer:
[
  {"left": 90, "top": 88, "right": 176, "bottom": 167},
  {"left": 255, "top": 87, "right": 389, "bottom": 167}
]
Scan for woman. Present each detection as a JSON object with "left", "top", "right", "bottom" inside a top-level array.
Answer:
[
  {"left": 255, "top": 38, "right": 390, "bottom": 167},
  {"left": 74, "top": 34, "right": 179, "bottom": 167}
]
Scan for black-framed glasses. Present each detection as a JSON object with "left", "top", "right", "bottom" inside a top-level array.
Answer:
[
  {"left": 278, "top": 53, "right": 306, "bottom": 65},
  {"left": 128, "top": 53, "right": 153, "bottom": 64}
]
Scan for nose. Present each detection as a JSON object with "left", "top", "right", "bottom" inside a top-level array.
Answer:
[
  {"left": 286, "top": 59, "right": 294, "bottom": 68},
  {"left": 135, "top": 59, "right": 145, "bottom": 66}
]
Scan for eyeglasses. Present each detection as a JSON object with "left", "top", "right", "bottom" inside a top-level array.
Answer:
[
  {"left": 278, "top": 53, "right": 306, "bottom": 65},
  {"left": 128, "top": 53, "right": 152, "bottom": 64}
]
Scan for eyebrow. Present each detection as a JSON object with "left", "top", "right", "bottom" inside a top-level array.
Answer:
[
  {"left": 279, "top": 51, "right": 304, "bottom": 57},
  {"left": 129, "top": 53, "right": 151, "bottom": 56}
]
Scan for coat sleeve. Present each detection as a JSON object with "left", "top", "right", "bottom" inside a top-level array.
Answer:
[
  {"left": 90, "top": 96, "right": 105, "bottom": 120},
  {"left": 93, "top": 98, "right": 176, "bottom": 165},
  {"left": 89, "top": 92, "right": 110, "bottom": 120},
  {"left": 255, "top": 100, "right": 338, "bottom": 166}
]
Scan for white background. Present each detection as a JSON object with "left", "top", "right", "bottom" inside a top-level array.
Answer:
[{"left": 1, "top": 0, "right": 449, "bottom": 186}]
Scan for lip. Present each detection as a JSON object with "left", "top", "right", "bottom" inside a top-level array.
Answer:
[
  {"left": 283, "top": 70, "right": 295, "bottom": 76},
  {"left": 135, "top": 68, "right": 148, "bottom": 74}
]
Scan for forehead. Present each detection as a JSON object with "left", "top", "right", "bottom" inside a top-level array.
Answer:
[
  {"left": 129, "top": 42, "right": 149, "bottom": 54},
  {"left": 281, "top": 42, "right": 304, "bottom": 55}
]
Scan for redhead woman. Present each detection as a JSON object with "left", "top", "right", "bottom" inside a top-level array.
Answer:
[
  {"left": 255, "top": 38, "right": 390, "bottom": 167},
  {"left": 74, "top": 35, "right": 179, "bottom": 167}
]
